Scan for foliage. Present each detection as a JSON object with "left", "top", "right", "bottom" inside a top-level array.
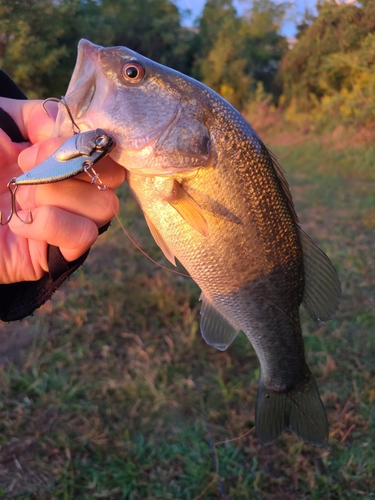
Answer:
[
  {"left": 191, "top": 0, "right": 237, "bottom": 65},
  {"left": 193, "top": 0, "right": 288, "bottom": 109},
  {"left": 0, "top": 0, "right": 288, "bottom": 108},
  {"left": 100, "top": 0, "right": 195, "bottom": 74},
  {"left": 0, "top": 0, "right": 72, "bottom": 98},
  {"left": 279, "top": 1, "right": 375, "bottom": 128},
  {"left": 0, "top": 0, "right": 194, "bottom": 98},
  {"left": 197, "top": 12, "right": 252, "bottom": 109}
]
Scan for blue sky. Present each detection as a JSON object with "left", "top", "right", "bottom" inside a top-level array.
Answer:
[{"left": 174, "top": 0, "right": 318, "bottom": 37}]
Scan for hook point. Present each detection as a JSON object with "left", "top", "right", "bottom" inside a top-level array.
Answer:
[
  {"left": 2, "top": 179, "right": 34, "bottom": 225},
  {"left": 15, "top": 208, "right": 33, "bottom": 225},
  {"left": 42, "top": 97, "right": 60, "bottom": 118}
]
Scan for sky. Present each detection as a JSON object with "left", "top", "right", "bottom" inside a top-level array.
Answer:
[{"left": 174, "top": 0, "right": 318, "bottom": 37}]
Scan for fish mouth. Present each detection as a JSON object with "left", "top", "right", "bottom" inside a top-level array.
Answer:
[
  {"left": 64, "top": 39, "right": 101, "bottom": 121},
  {"left": 64, "top": 40, "right": 180, "bottom": 150},
  {"left": 60, "top": 39, "right": 187, "bottom": 171}
]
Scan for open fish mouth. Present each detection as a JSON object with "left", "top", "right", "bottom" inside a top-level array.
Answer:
[
  {"left": 63, "top": 39, "right": 100, "bottom": 121},
  {"left": 59, "top": 39, "right": 182, "bottom": 159},
  {"left": 75, "top": 83, "right": 95, "bottom": 120},
  {"left": 57, "top": 39, "right": 211, "bottom": 174}
]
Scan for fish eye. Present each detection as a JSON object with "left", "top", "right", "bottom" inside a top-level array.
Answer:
[{"left": 122, "top": 61, "right": 145, "bottom": 83}]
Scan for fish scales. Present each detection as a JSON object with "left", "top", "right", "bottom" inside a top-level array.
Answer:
[
  {"left": 128, "top": 107, "right": 306, "bottom": 388},
  {"left": 55, "top": 39, "right": 341, "bottom": 446}
]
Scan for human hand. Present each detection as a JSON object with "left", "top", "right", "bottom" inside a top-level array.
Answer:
[{"left": 0, "top": 98, "right": 125, "bottom": 284}]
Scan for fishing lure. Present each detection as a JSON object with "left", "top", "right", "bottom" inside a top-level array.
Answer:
[{"left": 0, "top": 128, "right": 115, "bottom": 225}]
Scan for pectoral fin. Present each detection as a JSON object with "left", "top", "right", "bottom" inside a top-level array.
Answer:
[
  {"left": 299, "top": 229, "right": 341, "bottom": 323},
  {"left": 144, "top": 213, "right": 176, "bottom": 266},
  {"left": 166, "top": 180, "right": 209, "bottom": 236},
  {"left": 199, "top": 293, "right": 239, "bottom": 351}
]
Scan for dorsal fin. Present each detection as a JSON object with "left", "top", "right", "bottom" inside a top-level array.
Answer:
[
  {"left": 267, "top": 149, "right": 341, "bottom": 323},
  {"left": 199, "top": 293, "right": 239, "bottom": 351},
  {"left": 299, "top": 229, "right": 341, "bottom": 323},
  {"left": 144, "top": 213, "right": 176, "bottom": 266},
  {"left": 268, "top": 148, "right": 300, "bottom": 225},
  {"left": 166, "top": 180, "right": 209, "bottom": 236}
]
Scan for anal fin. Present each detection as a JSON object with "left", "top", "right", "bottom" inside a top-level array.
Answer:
[{"left": 199, "top": 293, "right": 239, "bottom": 351}]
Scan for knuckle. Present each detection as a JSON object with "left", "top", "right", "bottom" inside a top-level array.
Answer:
[{"left": 74, "top": 220, "right": 97, "bottom": 250}]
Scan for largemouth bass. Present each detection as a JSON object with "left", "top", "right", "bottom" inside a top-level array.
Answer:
[{"left": 55, "top": 39, "right": 341, "bottom": 446}]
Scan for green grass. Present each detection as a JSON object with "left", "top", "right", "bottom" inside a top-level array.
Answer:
[{"left": 0, "top": 139, "right": 375, "bottom": 498}]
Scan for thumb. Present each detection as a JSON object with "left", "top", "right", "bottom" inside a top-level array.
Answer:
[
  {"left": 0, "top": 98, "right": 57, "bottom": 143},
  {"left": 26, "top": 100, "right": 58, "bottom": 143},
  {"left": 18, "top": 137, "right": 65, "bottom": 172}
]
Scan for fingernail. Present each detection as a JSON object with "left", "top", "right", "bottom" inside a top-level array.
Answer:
[{"left": 44, "top": 100, "right": 58, "bottom": 121}]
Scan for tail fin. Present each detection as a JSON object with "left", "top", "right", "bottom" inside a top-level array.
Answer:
[{"left": 255, "top": 370, "right": 328, "bottom": 446}]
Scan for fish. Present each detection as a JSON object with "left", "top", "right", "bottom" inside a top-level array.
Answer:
[{"left": 55, "top": 39, "right": 341, "bottom": 446}]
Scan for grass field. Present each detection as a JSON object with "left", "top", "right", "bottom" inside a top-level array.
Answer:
[{"left": 0, "top": 137, "right": 374, "bottom": 499}]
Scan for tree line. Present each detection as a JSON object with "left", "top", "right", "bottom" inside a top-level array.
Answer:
[
  {"left": 281, "top": 0, "right": 375, "bottom": 128},
  {"left": 0, "top": 0, "right": 373, "bottom": 128}
]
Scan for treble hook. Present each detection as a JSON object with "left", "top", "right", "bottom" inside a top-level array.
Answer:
[
  {"left": 0, "top": 179, "right": 33, "bottom": 226},
  {"left": 42, "top": 96, "right": 81, "bottom": 135}
]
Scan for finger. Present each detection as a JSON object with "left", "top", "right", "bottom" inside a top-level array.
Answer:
[
  {"left": 8, "top": 205, "right": 98, "bottom": 264},
  {"left": 75, "top": 156, "right": 126, "bottom": 189},
  {"left": 26, "top": 100, "right": 58, "bottom": 143},
  {"left": 0, "top": 98, "right": 39, "bottom": 140},
  {"left": 15, "top": 179, "right": 120, "bottom": 227},
  {"left": 0, "top": 98, "right": 57, "bottom": 142},
  {"left": 0, "top": 129, "right": 27, "bottom": 185},
  {"left": 18, "top": 137, "right": 63, "bottom": 172},
  {"left": 0, "top": 127, "right": 28, "bottom": 156}
]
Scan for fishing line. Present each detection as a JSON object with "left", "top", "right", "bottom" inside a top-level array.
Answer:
[
  {"left": 193, "top": 425, "right": 255, "bottom": 500},
  {"left": 106, "top": 190, "right": 192, "bottom": 279},
  {"left": 105, "top": 190, "right": 300, "bottom": 331}
]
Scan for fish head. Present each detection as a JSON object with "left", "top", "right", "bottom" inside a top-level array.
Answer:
[{"left": 55, "top": 39, "right": 213, "bottom": 175}]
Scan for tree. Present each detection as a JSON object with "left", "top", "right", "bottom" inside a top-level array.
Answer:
[
  {"left": 0, "top": 0, "right": 70, "bottom": 97},
  {"left": 281, "top": 2, "right": 366, "bottom": 106},
  {"left": 241, "top": 0, "right": 288, "bottom": 95},
  {"left": 199, "top": 15, "right": 252, "bottom": 108},
  {"left": 192, "top": 0, "right": 237, "bottom": 71},
  {"left": 278, "top": 1, "right": 375, "bottom": 126},
  {"left": 0, "top": 0, "right": 194, "bottom": 97},
  {"left": 100, "top": 0, "right": 195, "bottom": 75},
  {"left": 194, "top": 0, "right": 288, "bottom": 109}
]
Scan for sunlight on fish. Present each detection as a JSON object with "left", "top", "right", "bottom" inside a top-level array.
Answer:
[{"left": 55, "top": 39, "right": 341, "bottom": 446}]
